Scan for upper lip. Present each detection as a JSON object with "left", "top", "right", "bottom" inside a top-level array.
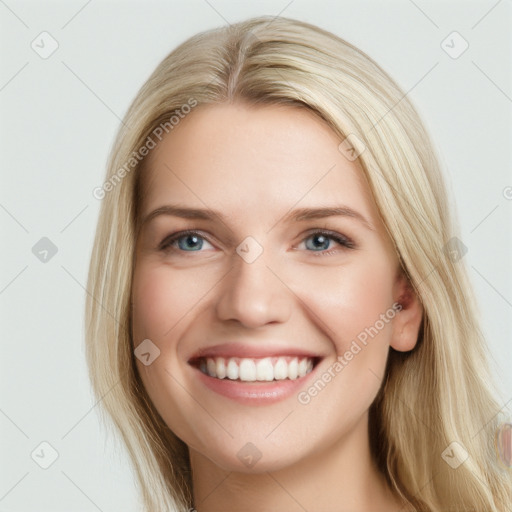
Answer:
[{"left": 188, "top": 343, "right": 323, "bottom": 362}]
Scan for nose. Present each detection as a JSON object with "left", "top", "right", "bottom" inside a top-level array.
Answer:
[{"left": 214, "top": 251, "right": 292, "bottom": 329}]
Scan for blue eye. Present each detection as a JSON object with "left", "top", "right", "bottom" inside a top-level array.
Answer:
[
  {"left": 301, "top": 231, "right": 355, "bottom": 255},
  {"left": 159, "top": 229, "right": 355, "bottom": 255},
  {"left": 305, "top": 233, "right": 335, "bottom": 251},
  {"left": 176, "top": 233, "right": 203, "bottom": 251},
  {"left": 159, "top": 231, "right": 213, "bottom": 252}
]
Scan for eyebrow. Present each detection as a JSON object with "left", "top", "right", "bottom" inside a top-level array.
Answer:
[{"left": 141, "top": 205, "right": 375, "bottom": 231}]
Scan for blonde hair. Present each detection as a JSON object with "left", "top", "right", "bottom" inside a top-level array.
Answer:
[{"left": 85, "top": 16, "right": 511, "bottom": 512}]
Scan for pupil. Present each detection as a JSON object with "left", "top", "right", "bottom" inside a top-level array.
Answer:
[
  {"left": 311, "top": 234, "right": 329, "bottom": 251},
  {"left": 180, "top": 235, "right": 202, "bottom": 250}
]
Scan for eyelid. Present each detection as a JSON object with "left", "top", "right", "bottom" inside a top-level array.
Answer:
[
  {"left": 158, "top": 227, "right": 357, "bottom": 254},
  {"left": 299, "top": 228, "right": 356, "bottom": 251},
  {"left": 158, "top": 229, "right": 214, "bottom": 252}
]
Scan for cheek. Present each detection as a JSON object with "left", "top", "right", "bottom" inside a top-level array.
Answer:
[
  {"left": 131, "top": 261, "right": 210, "bottom": 343},
  {"left": 289, "top": 252, "right": 397, "bottom": 412},
  {"left": 290, "top": 260, "right": 397, "bottom": 429},
  {"left": 131, "top": 262, "right": 210, "bottom": 444},
  {"left": 293, "top": 257, "right": 396, "bottom": 348}
]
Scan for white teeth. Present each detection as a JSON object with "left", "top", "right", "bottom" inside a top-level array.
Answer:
[
  {"left": 274, "top": 358, "right": 288, "bottom": 380},
  {"left": 198, "top": 356, "right": 315, "bottom": 382},
  {"left": 206, "top": 358, "right": 216, "bottom": 377},
  {"left": 298, "top": 358, "right": 308, "bottom": 377},
  {"left": 288, "top": 358, "right": 298, "bottom": 379},
  {"left": 256, "top": 358, "right": 274, "bottom": 381},
  {"left": 216, "top": 358, "right": 226, "bottom": 379},
  {"left": 239, "top": 359, "right": 257, "bottom": 381},
  {"left": 226, "top": 359, "right": 239, "bottom": 380}
]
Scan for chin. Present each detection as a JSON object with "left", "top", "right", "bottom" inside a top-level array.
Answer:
[{"left": 191, "top": 441, "right": 307, "bottom": 474}]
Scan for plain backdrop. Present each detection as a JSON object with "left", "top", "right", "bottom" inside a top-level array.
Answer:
[{"left": 1, "top": 1, "right": 511, "bottom": 510}]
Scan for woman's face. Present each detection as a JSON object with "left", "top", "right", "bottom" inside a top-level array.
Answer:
[{"left": 132, "top": 102, "right": 420, "bottom": 472}]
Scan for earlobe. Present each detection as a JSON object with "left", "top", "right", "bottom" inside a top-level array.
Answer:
[{"left": 390, "top": 272, "right": 423, "bottom": 352}]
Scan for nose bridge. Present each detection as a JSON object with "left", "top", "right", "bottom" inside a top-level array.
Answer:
[{"left": 214, "top": 241, "right": 291, "bottom": 328}]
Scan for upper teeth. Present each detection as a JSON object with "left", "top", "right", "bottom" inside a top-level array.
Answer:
[{"left": 199, "top": 356, "right": 314, "bottom": 382}]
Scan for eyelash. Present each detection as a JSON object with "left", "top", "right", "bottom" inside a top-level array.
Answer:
[{"left": 158, "top": 229, "right": 356, "bottom": 256}]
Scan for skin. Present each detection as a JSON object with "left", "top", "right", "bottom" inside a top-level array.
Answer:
[{"left": 131, "top": 102, "right": 422, "bottom": 512}]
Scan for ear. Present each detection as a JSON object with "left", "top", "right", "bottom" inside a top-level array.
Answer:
[{"left": 390, "top": 270, "right": 423, "bottom": 352}]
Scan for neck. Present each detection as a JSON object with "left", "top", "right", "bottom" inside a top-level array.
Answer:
[{"left": 189, "top": 414, "right": 408, "bottom": 512}]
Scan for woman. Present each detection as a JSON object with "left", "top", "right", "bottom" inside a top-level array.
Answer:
[{"left": 85, "top": 16, "right": 511, "bottom": 511}]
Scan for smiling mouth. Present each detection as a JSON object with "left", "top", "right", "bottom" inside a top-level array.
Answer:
[{"left": 190, "top": 356, "right": 318, "bottom": 382}]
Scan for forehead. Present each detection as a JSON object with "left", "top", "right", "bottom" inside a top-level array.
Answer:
[{"left": 139, "top": 102, "right": 376, "bottom": 224}]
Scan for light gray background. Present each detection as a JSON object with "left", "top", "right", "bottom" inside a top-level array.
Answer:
[{"left": 1, "top": 1, "right": 511, "bottom": 510}]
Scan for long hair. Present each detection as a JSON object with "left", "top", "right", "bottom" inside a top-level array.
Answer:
[{"left": 85, "top": 16, "right": 511, "bottom": 511}]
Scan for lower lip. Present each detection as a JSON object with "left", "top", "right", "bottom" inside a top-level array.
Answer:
[{"left": 191, "top": 363, "right": 319, "bottom": 405}]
